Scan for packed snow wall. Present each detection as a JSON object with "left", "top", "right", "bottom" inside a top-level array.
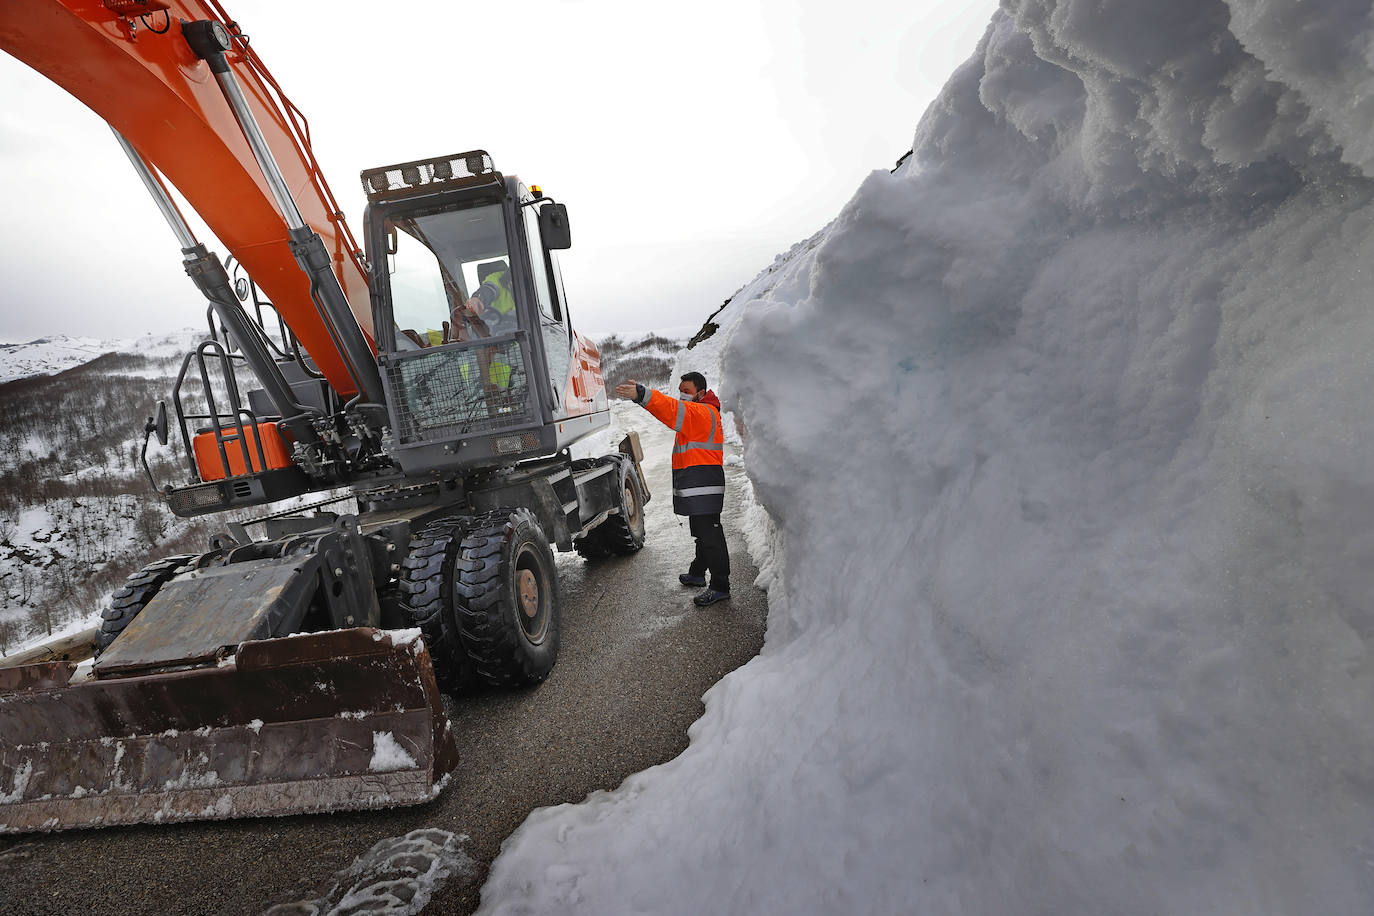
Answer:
[{"left": 480, "top": 2, "right": 1374, "bottom": 913}]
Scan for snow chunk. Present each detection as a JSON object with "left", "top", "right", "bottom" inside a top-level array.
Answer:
[
  {"left": 246, "top": 719, "right": 264, "bottom": 734},
  {"left": 0, "top": 761, "right": 32, "bottom": 804},
  {"left": 161, "top": 752, "right": 219, "bottom": 790},
  {"left": 199, "top": 794, "right": 234, "bottom": 819},
  {"left": 263, "top": 829, "right": 473, "bottom": 915},
  {"left": 376, "top": 627, "right": 422, "bottom": 646},
  {"left": 161, "top": 769, "right": 220, "bottom": 791},
  {"left": 368, "top": 732, "right": 417, "bottom": 773}
]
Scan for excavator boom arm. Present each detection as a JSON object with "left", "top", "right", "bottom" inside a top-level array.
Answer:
[{"left": 0, "top": 0, "right": 373, "bottom": 397}]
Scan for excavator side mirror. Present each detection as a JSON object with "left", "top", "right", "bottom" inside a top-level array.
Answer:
[
  {"left": 151, "top": 400, "right": 170, "bottom": 446},
  {"left": 538, "top": 203, "right": 571, "bottom": 250}
]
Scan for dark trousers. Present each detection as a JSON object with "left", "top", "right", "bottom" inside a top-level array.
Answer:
[{"left": 688, "top": 513, "right": 730, "bottom": 592}]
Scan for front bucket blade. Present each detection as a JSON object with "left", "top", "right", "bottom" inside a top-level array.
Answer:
[{"left": 0, "top": 628, "right": 457, "bottom": 834}]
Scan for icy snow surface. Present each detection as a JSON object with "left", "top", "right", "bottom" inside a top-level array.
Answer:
[
  {"left": 478, "top": 2, "right": 1374, "bottom": 914},
  {"left": 263, "top": 829, "right": 473, "bottom": 916}
]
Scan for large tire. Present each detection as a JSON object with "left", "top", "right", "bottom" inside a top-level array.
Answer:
[
  {"left": 453, "top": 508, "right": 561, "bottom": 688},
  {"left": 398, "top": 518, "right": 477, "bottom": 692},
  {"left": 572, "top": 533, "right": 614, "bottom": 560},
  {"left": 573, "top": 457, "right": 646, "bottom": 558},
  {"left": 97, "top": 555, "right": 196, "bottom": 653}
]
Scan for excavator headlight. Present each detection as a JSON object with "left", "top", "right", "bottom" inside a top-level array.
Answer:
[
  {"left": 360, "top": 151, "right": 496, "bottom": 202},
  {"left": 167, "top": 482, "right": 229, "bottom": 515},
  {"left": 493, "top": 433, "right": 539, "bottom": 455}
]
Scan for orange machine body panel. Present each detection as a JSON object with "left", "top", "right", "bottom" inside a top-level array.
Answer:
[
  {"left": 193, "top": 422, "right": 293, "bottom": 481},
  {"left": 0, "top": 0, "right": 374, "bottom": 397},
  {"left": 562, "top": 330, "right": 607, "bottom": 417}
]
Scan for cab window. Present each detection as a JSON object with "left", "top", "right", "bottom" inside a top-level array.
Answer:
[
  {"left": 385, "top": 203, "right": 520, "bottom": 347},
  {"left": 522, "top": 205, "right": 559, "bottom": 322}
]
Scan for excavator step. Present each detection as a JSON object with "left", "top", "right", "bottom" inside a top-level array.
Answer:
[{"left": 0, "top": 628, "right": 457, "bottom": 834}]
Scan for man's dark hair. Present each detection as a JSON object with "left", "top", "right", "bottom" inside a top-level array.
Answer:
[{"left": 680, "top": 371, "right": 707, "bottom": 392}]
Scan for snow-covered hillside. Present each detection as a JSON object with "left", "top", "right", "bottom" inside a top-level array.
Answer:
[
  {"left": 0, "top": 335, "right": 118, "bottom": 383},
  {"left": 479, "top": 2, "right": 1374, "bottom": 914},
  {"left": 0, "top": 330, "right": 195, "bottom": 383}
]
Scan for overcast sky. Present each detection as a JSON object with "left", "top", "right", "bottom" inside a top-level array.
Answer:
[{"left": 0, "top": 0, "right": 997, "bottom": 343}]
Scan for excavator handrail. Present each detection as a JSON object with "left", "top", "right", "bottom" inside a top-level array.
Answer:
[{"left": 204, "top": 2, "right": 369, "bottom": 279}]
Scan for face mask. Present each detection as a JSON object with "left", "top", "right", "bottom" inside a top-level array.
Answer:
[{"left": 679, "top": 392, "right": 696, "bottom": 402}]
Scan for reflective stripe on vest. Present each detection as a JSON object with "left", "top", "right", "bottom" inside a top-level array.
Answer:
[
  {"left": 670, "top": 462, "right": 725, "bottom": 515},
  {"left": 673, "top": 405, "right": 722, "bottom": 455},
  {"left": 673, "top": 485, "right": 726, "bottom": 498}
]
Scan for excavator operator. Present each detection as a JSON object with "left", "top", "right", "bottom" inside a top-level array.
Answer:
[{"left": 464, "top": 260, "right": 518, "bottom": 337}]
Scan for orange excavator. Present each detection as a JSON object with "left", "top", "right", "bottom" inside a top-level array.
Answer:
[{"left": 0, "top": 1, "right": 650, "bottom": 833}]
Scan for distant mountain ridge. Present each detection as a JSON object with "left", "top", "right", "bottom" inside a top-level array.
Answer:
[{"left": 0, "top": 330, "right": 201, "bottom": 384}]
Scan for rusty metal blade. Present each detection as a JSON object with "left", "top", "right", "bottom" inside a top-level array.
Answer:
[{"left": 0, "top": 628, "right": 457, "bottom": 834}]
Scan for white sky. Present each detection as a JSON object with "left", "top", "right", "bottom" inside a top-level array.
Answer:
[{"left": 0, "top": 0, "right": 997, "bottom": 343}]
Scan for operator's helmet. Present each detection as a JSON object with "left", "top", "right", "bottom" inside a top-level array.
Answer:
[{"left": 478, "top": 260, "right": 508, "bottom": 283}]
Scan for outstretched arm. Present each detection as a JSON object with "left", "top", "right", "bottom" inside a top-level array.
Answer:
[
  {"left": 614, "top": 379, "right": 679, "bottom": 429},
  {"left": 614, "top": 380, "right": 645, "bottom": 401}
]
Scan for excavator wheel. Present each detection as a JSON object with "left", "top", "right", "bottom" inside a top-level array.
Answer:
[
  {"left": 573, "top": 457, "right": 646, "bottom": 558},
  {"left": 398, "top": 517, "right": 478, "bottom": 693},
  {"left": 453, "top": 507, "right": 561, "bottom": 688},
  {"left": 96, "top": 554, "right": 197, "bottom": 653}
]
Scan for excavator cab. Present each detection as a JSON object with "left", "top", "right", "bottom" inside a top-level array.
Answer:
[{"left": 362, "top": 151, "right": 603, "bottom": 475}]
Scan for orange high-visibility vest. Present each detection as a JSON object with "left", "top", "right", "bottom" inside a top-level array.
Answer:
[{"left": 636, "top": 387, "right": 725, "bottom": 515}]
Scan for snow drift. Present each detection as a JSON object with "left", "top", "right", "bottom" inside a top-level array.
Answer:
[{"left": 480, "top": 2, "right": 1374, "bottom": 913}]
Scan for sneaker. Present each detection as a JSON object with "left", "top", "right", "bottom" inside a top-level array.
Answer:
[
  {"left": 679, "top": 573, "right": 707, "bottom": 588},
  {"left": 693, "top": 588, "right": 730, "bottom": 607}
]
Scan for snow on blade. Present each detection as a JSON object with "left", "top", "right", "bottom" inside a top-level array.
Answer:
[
  {"left": 479, "top": 2, "right": 1374, "bottom": 915},
  {"left": 0, "top": 761, "right": 33, "bottom": 805},
  {"left": 368, "top": 733, "right": 418, "bottom": 774}
]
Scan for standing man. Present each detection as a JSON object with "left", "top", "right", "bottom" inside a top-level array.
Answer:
[{"left": 614, "top": 372, "right": 731, "bottom": 606}]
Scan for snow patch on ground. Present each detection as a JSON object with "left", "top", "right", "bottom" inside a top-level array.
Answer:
[{"left": 263, "top": 829, "right": 473, "bottom": 916}]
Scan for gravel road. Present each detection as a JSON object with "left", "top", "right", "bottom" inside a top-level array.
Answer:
[{"left": 0, "top": 406, "right": 768, "bottom": 915}]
